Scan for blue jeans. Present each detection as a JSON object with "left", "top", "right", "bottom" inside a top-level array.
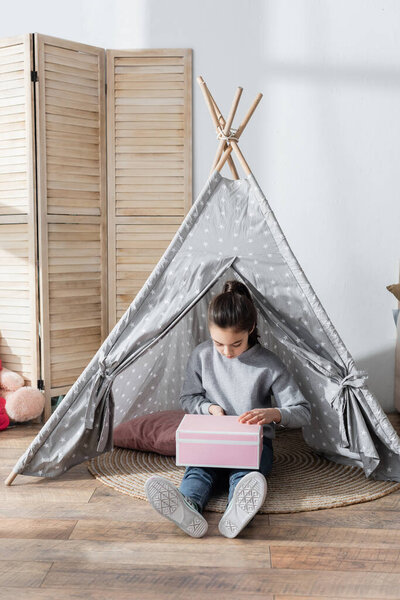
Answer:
[{"left": 178, "top": 438, "right": 273, "bottom": 513}]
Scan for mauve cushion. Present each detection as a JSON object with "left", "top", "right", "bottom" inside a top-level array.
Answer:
[{"left": 113, "top": 410, "right": 186, "bottom": 455}]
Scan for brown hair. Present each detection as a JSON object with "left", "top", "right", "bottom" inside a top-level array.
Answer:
[{"left": 208, "top": 280, "right": 260, "bottom": 347}]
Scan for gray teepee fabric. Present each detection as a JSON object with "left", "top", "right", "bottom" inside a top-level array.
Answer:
[{"left": 11, "top": 169, "right": 400, "bottom": 482}]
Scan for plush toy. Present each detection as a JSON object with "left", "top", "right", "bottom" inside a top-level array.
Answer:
[
  {"left": 0, "top": 359, "right": 45, "bottom": 430},
  {"left": 0, "top": 397, "right": 9, "bottom": 431}
]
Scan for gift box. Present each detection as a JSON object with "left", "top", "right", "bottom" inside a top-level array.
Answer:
[{"left": 175, "top": 414, "right": 263, "bottom": 469}]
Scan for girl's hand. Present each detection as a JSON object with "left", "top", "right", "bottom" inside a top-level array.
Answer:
[
  {"left": 238, "top": 408, "right": 281, "bottom": 425},
  {"left": 208, "top": 404, "right": 225, "bottom": 416}
]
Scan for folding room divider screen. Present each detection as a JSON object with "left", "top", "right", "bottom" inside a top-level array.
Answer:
[{"left": 0, "top": 33, "right": 192, "bottom": 420}]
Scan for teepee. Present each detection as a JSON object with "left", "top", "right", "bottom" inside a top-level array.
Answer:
[{"left": 6, "top": 77, "right": 400, "bottom": 486}]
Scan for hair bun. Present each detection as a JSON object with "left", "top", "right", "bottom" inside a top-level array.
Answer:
[{"left": 222, "top": 280, "right": 251, "bottom": 300}]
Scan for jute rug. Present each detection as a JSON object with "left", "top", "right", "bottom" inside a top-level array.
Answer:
[{"left": 87, "top": 428, "right": 400, "bottom": 514}]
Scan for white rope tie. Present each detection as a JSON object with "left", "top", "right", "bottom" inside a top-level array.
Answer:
[{"left": 216, "top": 126, "right": 239, "bottom": 142}]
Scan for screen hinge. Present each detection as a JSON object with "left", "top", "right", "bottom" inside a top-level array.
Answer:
[
  {"left": 37, "top": 379, "right": 44, "bottom": 390},
  {"left": 31, "top": 70, "right": 39, "bottom": 83}
]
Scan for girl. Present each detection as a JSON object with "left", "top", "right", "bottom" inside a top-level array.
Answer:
[{"left": 145, "top": 280, "right": 311, "bottom": 538}]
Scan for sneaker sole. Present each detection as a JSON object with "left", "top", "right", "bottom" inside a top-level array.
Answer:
[
  {"left": 218, "top": 472, "right": 267, "bottom": 538},
  {"left": 144, "top": 475, "right": 208, "bottom": 538}
]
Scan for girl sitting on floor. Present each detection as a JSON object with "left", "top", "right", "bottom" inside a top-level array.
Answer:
[{"left": 145, "top": 279, "right": 311, "bottom": 538}]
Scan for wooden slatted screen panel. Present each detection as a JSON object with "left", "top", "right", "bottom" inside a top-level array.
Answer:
[
  {"left": 106, "top": 49, "right": 192, "bottom": 327},
  {"left": 35, "top": 34, "right": 106, "bottom": 418},
  {"left": 0, "top": 34, "right": 39, "bottom": 386}
]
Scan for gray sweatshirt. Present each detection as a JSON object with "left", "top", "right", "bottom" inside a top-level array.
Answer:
[{"left": 179, "top": 339, "right": 312, "bottom": 440}]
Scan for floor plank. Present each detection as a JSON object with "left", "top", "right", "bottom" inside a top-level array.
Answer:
[
  {"left": 0, "top": 561, "right": 52, "bottom": 588},
  {"left": 0, "top": 518, "right": 77, "bottom": 540},
  {"left": 39, "top": 564, "right": 400, "bottom": 597},
  {"left": 274, "top": 597, "right": 389, "bottom": 600},
  {"left": 0, "top": 589, "right": 272, "bottom": 600},
  {"left": 271, "top": 545, "right": 400, "bottom": 572},
  {"left": 0, "top": 537, "right": 270, "bottom": 568},
  {"left": 269, "top": 507, "right": 400, "bottom": 529}
]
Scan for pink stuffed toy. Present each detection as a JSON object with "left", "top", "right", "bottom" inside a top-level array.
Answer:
[
  {"left": 0, "top": 359, "right": 45, "bottom": 430},
  {"left": 0, "top": 397, "right": 9, "bottom": 431}
]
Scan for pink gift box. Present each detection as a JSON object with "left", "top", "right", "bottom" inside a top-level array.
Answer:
[{"left": 175, "top": 414, "right": 263, "bottom": 469}]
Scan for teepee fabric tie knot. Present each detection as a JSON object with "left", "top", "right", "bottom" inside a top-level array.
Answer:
[
  {"left": 85, "top": 361, "right": 114, "bottom": 430},
  {"left": 98, "top": 361, "right": 113, "bottom": 383},
  {"left": 328, "top": 369, "right": 369, "bottom": 449},
  {"left": 216, "top": 126, "right": 239, "bottom": 142},
  {"left": 332, "top": 369, "right": 369, "bottom": 406}
]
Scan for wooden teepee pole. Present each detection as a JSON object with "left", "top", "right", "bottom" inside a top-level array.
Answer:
[
  {"left": 5, "top": 470, "right": 18, "bottom": 486},
  {"left": 204, "top": 87, "right": 240, "bottom": 178},
  {"left": 197, "top": 77, "right": 240, "bottom": 179},
  {"left": 198, "top": 76, "right": 263, "bottom": 176},
  {"left": 215, "top": 91, "right": 263, "bottom": 175},
  {"left": 211, "top": 86, "right": 243, "bottom": 172},
  {"left": 209, "top": 100, "right": 239, "bottom": 179},
  {"left": 209, "top": 96, "right": 240, "bottom": 179}
]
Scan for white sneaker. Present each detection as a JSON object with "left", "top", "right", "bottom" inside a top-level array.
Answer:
[
  {"left": 218, "top": 472, "right": 267, "bottom": 538},
  {"left": 144, "top": 475, "right": 208, "bottom": 538}
]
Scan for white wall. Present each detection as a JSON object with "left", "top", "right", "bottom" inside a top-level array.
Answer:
[{"left": 2, "top": 0, "right": 400, "bottom": 410}]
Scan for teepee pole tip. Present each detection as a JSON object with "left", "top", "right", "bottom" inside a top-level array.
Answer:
[{"left": 5, "top": 470, "right": 18, "bottom": 486}]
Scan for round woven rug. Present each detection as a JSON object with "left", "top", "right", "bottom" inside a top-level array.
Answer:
[{"left": 87, "top": 428, "right": 400, "bottom": 513}]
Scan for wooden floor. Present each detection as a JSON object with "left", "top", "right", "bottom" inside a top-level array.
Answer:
[{"left": 1, "top": 416, "right": 400, "bottom": 600}]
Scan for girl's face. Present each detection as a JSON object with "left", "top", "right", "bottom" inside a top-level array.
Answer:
[{"left": 209, "top": 323, "right": 255, "bottom": 359}]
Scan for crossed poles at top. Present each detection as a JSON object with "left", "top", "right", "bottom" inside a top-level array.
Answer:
[{"left": 197, "top": 76, "right": 263, "bottom": 179}]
